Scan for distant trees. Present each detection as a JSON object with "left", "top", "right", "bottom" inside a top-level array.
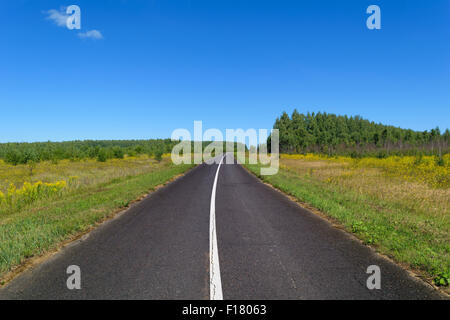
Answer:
[
  {"left": 0, "top": 139, "right": 178, "bottom": 165},
  {"left": 0, "top": 139, "right": 246, "bottom": 166},
  {"left": 270, "top": 110, "right": 449, "bottom": 157}
]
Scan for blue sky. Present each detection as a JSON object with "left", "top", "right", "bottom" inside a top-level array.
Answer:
[{"left": 0, "top": 0, "right": 449, "bottom": 142}]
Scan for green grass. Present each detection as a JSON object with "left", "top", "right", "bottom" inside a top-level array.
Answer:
[
  {"left": 0, "top": 162, "right": 193, "bottom": 277},
  {"left": 245, "top": 162, "right": 449, "bottom": 286}
]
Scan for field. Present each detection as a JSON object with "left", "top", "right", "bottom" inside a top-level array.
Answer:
[
  {"left": 0, "top": 155, "right": 173, "bottom": 214},
  {"left": 0, "top": 155, "right": 194, "bottom": 279},
  {"left": 245, "top": 153, "right": 450, "bottom": 287}
]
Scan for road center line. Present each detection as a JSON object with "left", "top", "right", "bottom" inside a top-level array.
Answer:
[{"left": 210, "top": 153, "right": 226, "bottom": 300}]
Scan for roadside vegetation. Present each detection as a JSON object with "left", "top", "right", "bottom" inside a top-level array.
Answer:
[
  {"left": 0, "top": 154, "right": 194, "bottom": 279},
  {"left": 246, "top": 153, "right": 449, "bottom": 288}
]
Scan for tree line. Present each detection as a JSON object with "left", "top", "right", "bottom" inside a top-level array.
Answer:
[
  {"left": 0, "top": 139, "right": 244, "bottom": 165},
  {"left": 0, "top": 139, "right": 179, "bottom": 165},
  {"left": 269, "top": 110, "right": 449, "bottom": 158}
]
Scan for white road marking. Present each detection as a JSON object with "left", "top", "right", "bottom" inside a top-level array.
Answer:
[{"left": 210, "top": 153, "right": 226, "bottom": 300}]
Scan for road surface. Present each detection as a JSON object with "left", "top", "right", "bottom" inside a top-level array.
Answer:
[{"left": 0, "top": 153, "right": 444, "bottom": 299}]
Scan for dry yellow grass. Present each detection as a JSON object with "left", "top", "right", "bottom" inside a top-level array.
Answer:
[
  {"left": 0, "top": 155, "right": 166, "bottom": 192},
  {"left": 280, "top": 157, "right": 449, "bottom": 219},
  {"left": 281, "top": 153, "right": 450, "bottom": 188},
  {"left": 0, "top": 155, "right": 176, "bottom": 216}
]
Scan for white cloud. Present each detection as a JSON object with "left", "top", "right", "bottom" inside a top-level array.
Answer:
[
  {"left": 44, "top": 7, "right": 103, "bottom": 40},
  {"left": 44, "top": 8, "right": 69, "bottom": 27},
  {"left": 77, "top": 30, "right": 103, "bottom": 40}
]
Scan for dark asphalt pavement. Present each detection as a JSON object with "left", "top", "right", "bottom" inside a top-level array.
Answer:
[{"left": 0, "top": 154, "right": 444, "bottom": 299}]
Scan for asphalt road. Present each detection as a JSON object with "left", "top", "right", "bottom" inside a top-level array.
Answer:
[{"left": 0, "top": 153, "right": 444, "bottom": 299}]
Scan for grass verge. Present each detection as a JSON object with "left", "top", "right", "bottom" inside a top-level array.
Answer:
[
  {"left": 245, "top": 161, "right": 449, "bottom": 291},
  {"left": 0, "top": 161, "right": 194, "bottom": 281}
]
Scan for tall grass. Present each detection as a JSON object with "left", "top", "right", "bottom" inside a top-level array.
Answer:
[
  {"left": 0, "top": 155, "right": 174, "bottom": 216},
  {"left": 281, "top": 153, "right": 450, "bottom": 188}
]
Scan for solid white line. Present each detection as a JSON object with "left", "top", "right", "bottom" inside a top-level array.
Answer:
[{"left": 210, "top": 153, "right": 226, "bottom": 300}]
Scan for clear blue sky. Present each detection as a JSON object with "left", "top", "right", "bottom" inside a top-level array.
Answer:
[{"left": 0, "top": 0, "right": 449, "bottom": 142}]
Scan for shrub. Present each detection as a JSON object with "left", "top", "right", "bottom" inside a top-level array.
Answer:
[
  {"left": 434, "top": 272, "right": 449, "bottom": 287},
  {"left": 5, "top": 150, "right": 22, "bottom": 166},
  {"left": 436, "top": 155, "right": 444, "bottom": 167},
  {"left": 97, "top": 149, "right": 108, "bottom": 162},
  {"left": 154, "top": 150, "right": 163, "bottom": 162},
  {"left": 112, "top": 147, "right": 124, "bottom": 159},
  {"left": 134, "top": 145, "right": 144, "bottom": 154}
]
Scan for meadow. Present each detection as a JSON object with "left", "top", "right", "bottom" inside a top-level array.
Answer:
[
  {"left": 245, "top": 153, "right": 450, "bottom": 288},
  {"left": 0, "top": 155, "right": 171, "bottom": 214},
  {"left": 0, "top": 155, "right": 194, "bottom": 280}
]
